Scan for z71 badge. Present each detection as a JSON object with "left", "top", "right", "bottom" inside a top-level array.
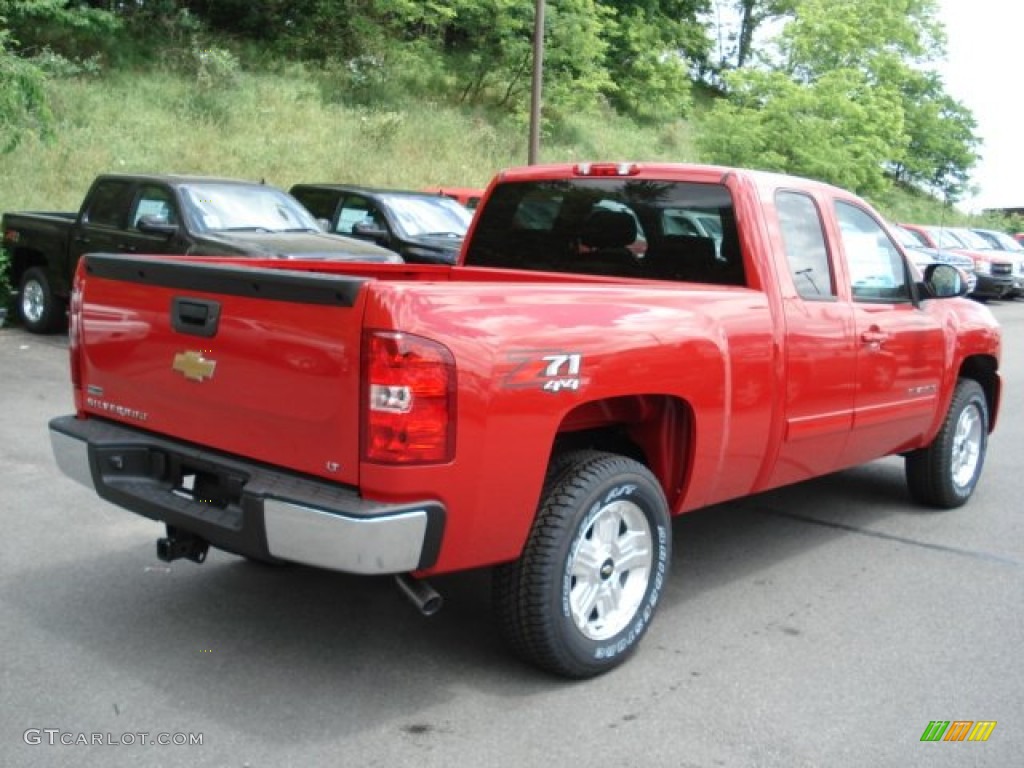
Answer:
[{"left": 502, "top": 351, "right": 586, "bottom": 393}]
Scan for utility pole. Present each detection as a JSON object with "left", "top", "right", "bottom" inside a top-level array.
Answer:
[{"left": 528, "top": 0, "right": 545, "bottom": 165}]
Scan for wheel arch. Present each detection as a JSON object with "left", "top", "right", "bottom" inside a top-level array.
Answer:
[
  {"left": 958, "top": 354, "right": 1000, "bottom": 432},
  {"left": 8, "top": 246, "right": 48, "bottom": 288},
  {"left": 548, "top": 393, "right": 694, "bottom": 513}
]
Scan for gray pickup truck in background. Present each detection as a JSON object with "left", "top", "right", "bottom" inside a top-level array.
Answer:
[{"left": 2, "top": 173, "right": 402, "bottom": 332}]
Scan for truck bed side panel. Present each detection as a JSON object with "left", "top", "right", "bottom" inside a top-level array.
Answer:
[
  {"left": 2, "top": 212, "right": 76, "bottom": 294},
  {"left": 357, "top": 280, "right": 777, "bottom": 573}
]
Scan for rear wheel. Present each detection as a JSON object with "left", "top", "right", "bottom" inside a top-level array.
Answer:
[
  {"left": 905, "top": 379, "right": 988, "bottom": 508},
  {"left": 19, "top": 267, "right": 66, "bottom": 333},
  {"left": 494, "top": 450, "right": 671, "bottom": 678}
]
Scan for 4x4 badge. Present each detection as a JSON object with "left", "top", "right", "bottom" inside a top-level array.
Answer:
[{"left": 172, "top": 350, "right": 217, "bottom": 382}]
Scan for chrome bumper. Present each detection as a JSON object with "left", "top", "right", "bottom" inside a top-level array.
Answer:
[{"left": 49, "top": 416, "right": 444, "bottom": 574}]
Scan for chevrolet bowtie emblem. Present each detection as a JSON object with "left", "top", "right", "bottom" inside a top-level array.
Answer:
[{"left": 172, "top": 350, "right": 217, "bottom": 382}]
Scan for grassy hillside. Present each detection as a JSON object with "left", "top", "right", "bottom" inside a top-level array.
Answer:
[
  {"left": 0, "top": 68, "right": 700, "bottom": 214},
  {"left": 0, "top": 66, "right": 1004, "bottom": 229}
]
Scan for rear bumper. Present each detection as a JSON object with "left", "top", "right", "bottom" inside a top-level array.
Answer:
[{"left": 49, "top": 415, "right": 445, "bottom": 574}]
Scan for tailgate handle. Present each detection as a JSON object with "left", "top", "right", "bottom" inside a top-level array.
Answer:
[{"left": 172, "top": 297, "right": 220, "bottom": 338}]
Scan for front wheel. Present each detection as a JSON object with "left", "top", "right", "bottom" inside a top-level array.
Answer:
[
  {"left": 19, "top": 267, "right": 66, "bottom": 334},
  {"left": 493, "top": 450, "right": 672, "bottom": 678},
  {"left": 905, "top": 378, "right": 989, "bottom": 508}
]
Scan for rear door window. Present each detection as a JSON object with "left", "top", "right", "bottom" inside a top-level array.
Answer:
[
  {"left": 775, "top": 191, "right": 835, "bottom": 299},
  {"left": 84, "top": 180, "right": 134, "bottom": 228},
  {"left": 291, "top": 188, "right": 339, "bottom": 222}
]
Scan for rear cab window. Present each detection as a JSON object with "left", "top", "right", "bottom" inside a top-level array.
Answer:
[{"left": 463, "top": 178, "right": 746, "bottom": 285}]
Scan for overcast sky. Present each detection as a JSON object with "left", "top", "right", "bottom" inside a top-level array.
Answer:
[{"left": 937, "top": 0, "right": 1022, "bottom": 212}]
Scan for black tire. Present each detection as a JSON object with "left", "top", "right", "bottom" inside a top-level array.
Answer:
[
  {"left": 19, "top": 267, "right": 66, "bottom": 334},
  {"left": 905, "top": 378, "right": 988, "bottom": 509},
  {"left": 493, "top": 450, "right": 671, "bottom": 678}
]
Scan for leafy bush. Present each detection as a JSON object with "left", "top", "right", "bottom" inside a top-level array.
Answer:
[
  {"left": 1, "top": 0, "right": 121, "bottom": 62},
  {"left": 164, "top": 40, "right": 242, "bottom": 122},
  {"left": 29, "top": 48, "right": 103, "bottom": 79},
  {"left": 356, "top": 109, "right": 406, "bottom": 147},
  {"left": 189, "top": 42, "right": 241, "bottom": 90},
  {"left": 1, "top": 30, "right": 53, "bottom": 152}
]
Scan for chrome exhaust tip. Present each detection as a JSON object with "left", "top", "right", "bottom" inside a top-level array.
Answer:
[{"left": 394, "top": 573, "right": 443, "bottom": 616}]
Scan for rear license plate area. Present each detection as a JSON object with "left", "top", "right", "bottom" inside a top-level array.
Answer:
[{"left": 172, "top": 463, "right": 245, "bottom": 509}]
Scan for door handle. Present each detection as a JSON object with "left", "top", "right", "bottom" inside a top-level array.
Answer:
[
  {"left": 860, "top": 329, "right": 889, "bottom": 346},
  {"left": 171, "top": 297, "right": 221, "bottom": 338},
  {"left": 118, "top": 244, "right": 137, "bottom": 253}
]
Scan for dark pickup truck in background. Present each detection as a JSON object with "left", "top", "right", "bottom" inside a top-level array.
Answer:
[
  {"left": 1, "top": 174, "right": 402, "bottom": 332},
  {"left": 290, "top": 183, "right": 472, "bottom": 265}
]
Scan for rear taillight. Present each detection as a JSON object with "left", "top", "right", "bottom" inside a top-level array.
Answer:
[{"left": 361, "top": 330, "right": 455, "bottom": 464}]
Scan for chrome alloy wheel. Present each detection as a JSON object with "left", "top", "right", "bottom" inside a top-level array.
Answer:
[
  {"left": 568, "top": 499, "right": 653, "bottom": 641},
  {"left": 951, "top": 402, "right": 983, "bottom": 488},
  {"left": 21, "top": 279, "right": 45, "bottom": 325}
]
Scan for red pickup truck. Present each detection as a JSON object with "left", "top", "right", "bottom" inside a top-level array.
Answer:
[{"left": 49, "top": 163, "right": 1001, "bottom": 678}]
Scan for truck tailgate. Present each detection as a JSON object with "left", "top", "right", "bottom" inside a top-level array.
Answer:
[{"left": 76, "top": 253, "right": 368, "bottom": 486}]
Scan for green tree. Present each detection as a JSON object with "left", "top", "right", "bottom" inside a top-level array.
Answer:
[
  {"left": 441, "top": 0, "right": 535, "bottom": 106},
  {"left": 778, "top": 0, "right": 943, "bottom": 80},
  {"left": 539, "top": 0, "right": 614, "bottom": 114},
  {"left": 698, "top": 0, "right": 977, "bottom": 200},
  {"left": 1, "top": 20, "right": 50, "bottom": 152},
  {"left": 596, "top": 0, "right": 709, "bottom": 122},
  {"left": 1, "top": 1, "right": 124, "bottom": 151},
  {"left": 440, "top": 0, "right": 611, "bottom": 116},
  {"left": 2, "top": 0, "right": 119, "bottom": 59},
  {"left": 699, "top": 67, "right": 905, "bottom": 193},
  {"left": 892, "top": 71, "right": 980, "bottom": 203},
  {"left": 733, "top": 0, "right": 795, "bottom": 68}
]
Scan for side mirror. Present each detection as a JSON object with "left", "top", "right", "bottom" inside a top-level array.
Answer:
[
  {"left": 922, "top": 263, "right": 969, "bottom": 298},
  {"left": 137, "top": 215, "right": 178, "bottom": 237},
  {"left": 353, "top": 219, "right": 388, "bottom": 239}
]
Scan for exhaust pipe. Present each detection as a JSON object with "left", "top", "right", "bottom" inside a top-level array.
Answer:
[{"left": 394, "top": 573, "right": 443, "bottom": 616}]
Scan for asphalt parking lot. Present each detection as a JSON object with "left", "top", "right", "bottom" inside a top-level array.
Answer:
[{"left": 2, "top": 300, "right": 1022, "bottom": 768}]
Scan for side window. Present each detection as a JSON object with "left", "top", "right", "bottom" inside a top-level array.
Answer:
[
  {"left": 835, "top": 202, "right": 910, "bottom": 302},
  {"left": 131, "top": 185, "right": 177, "bottom": 228},
  {"left": 776, "top": 191, "right": 835, "bottom": 299},
  {"left": 291, "top": 189, "right": 337, "bottom": 221},
  {"left": 83, "top": 181, "right": 133, "bottom": 228},
  {"left": 336, "top": 196, "right": 376, "bottom": 234}
]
